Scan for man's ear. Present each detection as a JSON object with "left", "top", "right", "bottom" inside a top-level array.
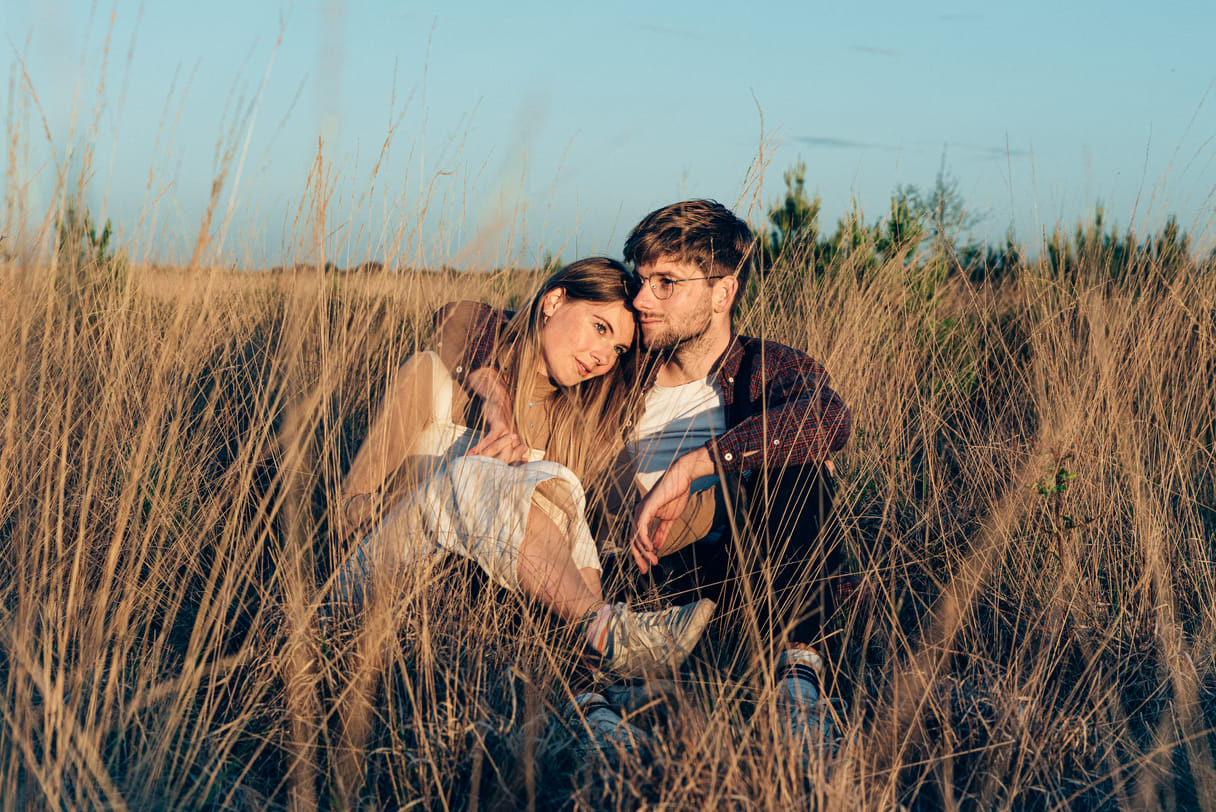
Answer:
[
  {"left": 714, "top": 276, "right": 739, "bottom": 313},
  {"left": 542, "top": 287, "right": 566, "bottom": 317}
]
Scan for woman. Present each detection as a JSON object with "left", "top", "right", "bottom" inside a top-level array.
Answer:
[{"left": 335, "top": 258, "right": 713, "bottom": 677}]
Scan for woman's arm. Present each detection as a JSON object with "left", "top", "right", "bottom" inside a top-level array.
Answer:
[
  {"left": 465, "top": 368, "right": 528, "bottom": 463},
  {"left": 434, "top": 301, "right": 527, "bottom": 463},
  {"left": 339, "top": 352, "right": 437, "bottom": 533}
]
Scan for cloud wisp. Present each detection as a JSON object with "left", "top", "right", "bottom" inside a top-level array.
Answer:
[
  {"left": 850, "top": 45, "right": 900, "bottom": 57},
  {"left": 797, "top": 136, "right": 1029, "bottom": 160},
  {"left": 798, "top": 136, "right": 887, "bottom": 150}
]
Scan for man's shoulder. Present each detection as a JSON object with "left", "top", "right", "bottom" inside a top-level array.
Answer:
[
  {"left": 720, "top": 334, "right": 828, "bottom": 393},
  {"left": 435, "top": 300, "right": 509, "bottom": 321},
  {"left": 732, "top": 334, "right": 815, "bottom": 365}
]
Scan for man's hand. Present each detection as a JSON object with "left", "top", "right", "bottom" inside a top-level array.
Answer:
[
  {"left": 631, "top": 447, "right": 716, "bottom": 573},
  {"left": 466, "top": 368, "right": 528, "bottom": 463}
]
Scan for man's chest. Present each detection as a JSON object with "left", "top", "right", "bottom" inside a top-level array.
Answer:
[{"left": 628, "top": 378, "right": 726, "bottom": 491}]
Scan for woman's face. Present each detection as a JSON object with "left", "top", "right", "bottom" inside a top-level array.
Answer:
[{"left": 538, "top": 290, "right": 635, "bottom": 387}]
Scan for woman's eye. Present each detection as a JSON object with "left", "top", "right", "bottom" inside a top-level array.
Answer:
[
  {"left": 614, "top": 345, "right": 626, "bottom": 356},
  {"left": 595, "top": 322, "right": 607, "bottom": 334}
]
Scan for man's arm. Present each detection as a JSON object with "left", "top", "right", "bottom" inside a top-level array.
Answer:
[
  {"left": 708, "top": 345, "right": 850, "bottom": 475},
  {"left": 631, "top": 343, "right": 850, "bottom": 573},
  {"left": 630, "top": 446, "right": 715, "bottom": 572}
]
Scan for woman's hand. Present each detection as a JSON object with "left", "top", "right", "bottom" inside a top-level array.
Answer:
[{"left": 469, "top": 430, "right": 529, "bottom": 463}]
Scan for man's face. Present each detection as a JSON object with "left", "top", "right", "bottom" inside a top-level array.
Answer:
[{"left": 631, "top": 258, "right": 717, "bottom": 351}]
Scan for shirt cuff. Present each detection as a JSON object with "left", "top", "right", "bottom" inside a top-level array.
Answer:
[{"left": 706, "top": 437, "right": 744, "bottom": 473}]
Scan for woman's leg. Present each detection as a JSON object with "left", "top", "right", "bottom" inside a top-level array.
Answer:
[
  {"left": 514, "top": 503, "right": 603, "bottom": 621},
  {"left": 439, "top": 456, "right": 715, "bottom": 675},
  {"left": 332, "top": 499, "right": 439, "bottom": 607},
  {"left": 514, "top": 500, "right": 717, "bottom": 679},
  {"left": 579, "top": 567, "right": 602, "bottom": 599}
]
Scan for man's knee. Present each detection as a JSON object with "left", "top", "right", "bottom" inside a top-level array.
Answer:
[{"left": 736, "top": 463, "right": 836, "bottom": 544}]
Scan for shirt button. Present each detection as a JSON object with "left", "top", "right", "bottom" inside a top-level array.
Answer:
[
  {"left": 727, "top": 377, "right": 734, "bottom": 383},
  {"left": 455, "top": 365, "right": 464, "bottom": 373},
  {"left": 723, "top": 452, "right": 733, "bottom": 462},
  {"left": 773, "top": 439, "right": 780, "bottom": 445}
]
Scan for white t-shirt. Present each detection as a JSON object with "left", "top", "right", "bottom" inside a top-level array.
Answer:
[{"left": 628, "top": 376, "right": 726, "bottom": 493}]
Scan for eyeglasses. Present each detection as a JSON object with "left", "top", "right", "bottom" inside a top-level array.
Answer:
[{"left": 634, "top": 272, "right": 725, "bottom": 300}]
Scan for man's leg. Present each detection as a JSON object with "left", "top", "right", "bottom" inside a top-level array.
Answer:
[
  {"left": 742, "top": 462, "right": 843, "bottom": 656},
  {"left": 653, "top": 462, "right": 843, "bottom": 657},
  {"left": 651, "top": 462, "right": 847, "bottom": 752}
]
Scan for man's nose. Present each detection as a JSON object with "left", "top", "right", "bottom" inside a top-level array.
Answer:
[{"left": 632, "top": 279, "right": 656, "bottom": 309}]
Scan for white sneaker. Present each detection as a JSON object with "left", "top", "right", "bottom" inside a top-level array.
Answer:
[
  {"left": 594, "top": 599, "right": 716, "bottom": 678},
  {"left": 565, "top": 692, "right": 650, "bottom": 760}
]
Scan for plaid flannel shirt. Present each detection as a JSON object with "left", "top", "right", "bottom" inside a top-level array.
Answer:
[{"left": 433, "top": 300, "right": 850, "bottom": 475}]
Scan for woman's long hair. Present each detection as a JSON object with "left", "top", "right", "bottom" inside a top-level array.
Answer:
[{"left": 493, "top": 257, "right": 642, "bottom": 484}]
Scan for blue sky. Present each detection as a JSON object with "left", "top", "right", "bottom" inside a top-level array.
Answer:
[{"left": 3, "top": 0, "right": 1214, "bottom": 268}]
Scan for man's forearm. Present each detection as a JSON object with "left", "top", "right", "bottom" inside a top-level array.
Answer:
[
  {"left": 708, "top": 384, "right": 850, "bottom": 473},
  {"left": 674, "top": 445, "right": 717, "bottom": 481}
]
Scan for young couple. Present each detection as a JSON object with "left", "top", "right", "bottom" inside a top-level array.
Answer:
[{"left": 337, "top": 199, "right": 852, "bottom": 749}]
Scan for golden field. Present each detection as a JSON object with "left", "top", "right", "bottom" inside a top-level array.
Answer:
[{"left": 1, "top": 230, "right": 1214, "bottom": 810}]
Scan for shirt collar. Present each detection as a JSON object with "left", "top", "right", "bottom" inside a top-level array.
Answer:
[{"left": 711, "top": 335, "right": 747, "bottom": 385}]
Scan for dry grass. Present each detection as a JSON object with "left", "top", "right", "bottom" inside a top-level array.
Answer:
[
  {"left": 1, "top": 232, "right": 1214, "bottom": 809},
  {"left": 3, "top": 22, "right": 1215, "bottom": 802}
]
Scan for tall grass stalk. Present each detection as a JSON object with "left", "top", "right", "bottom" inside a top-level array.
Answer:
[
  {"left": 3, "top": 221, "right": 1213, "bottom": 807},
  {"left": 3, "top": 27, "right": 1215, "bottom": 809}
]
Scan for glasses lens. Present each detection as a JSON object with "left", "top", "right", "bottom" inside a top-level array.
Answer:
[
  {"left": 655, "top": 277, "right": 673, "bottom": 299},
  {"left": 624, "top": 272, "right": 642, "bottom": 298}
]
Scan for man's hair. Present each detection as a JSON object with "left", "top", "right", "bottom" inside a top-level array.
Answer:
[{"left": 623, "top": 199, "right": 756, "bottom": 313}]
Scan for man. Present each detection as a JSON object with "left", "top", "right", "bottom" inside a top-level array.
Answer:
[
  {"left": 439, "top": 199, "right": 851, "bottom": 756},
  {"left": 619, "top": 199, "right": 851, "bottom": 746}
]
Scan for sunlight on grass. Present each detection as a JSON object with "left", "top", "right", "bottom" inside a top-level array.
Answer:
[{"left": 2, "top": 26, "right": 1215, "bottom": 811}]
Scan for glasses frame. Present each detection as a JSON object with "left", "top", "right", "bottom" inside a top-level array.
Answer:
[{"left": 635, "top": 272, "right": 726, "bottom": 300}]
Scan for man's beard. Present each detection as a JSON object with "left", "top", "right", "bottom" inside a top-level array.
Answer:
[{"left": 642, "top": 302, "right": 714, "bottom": 353}]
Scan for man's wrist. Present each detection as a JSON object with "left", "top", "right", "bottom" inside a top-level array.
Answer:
[{"left": 674, "top": 446, "right": 716, "bottom": 481}]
